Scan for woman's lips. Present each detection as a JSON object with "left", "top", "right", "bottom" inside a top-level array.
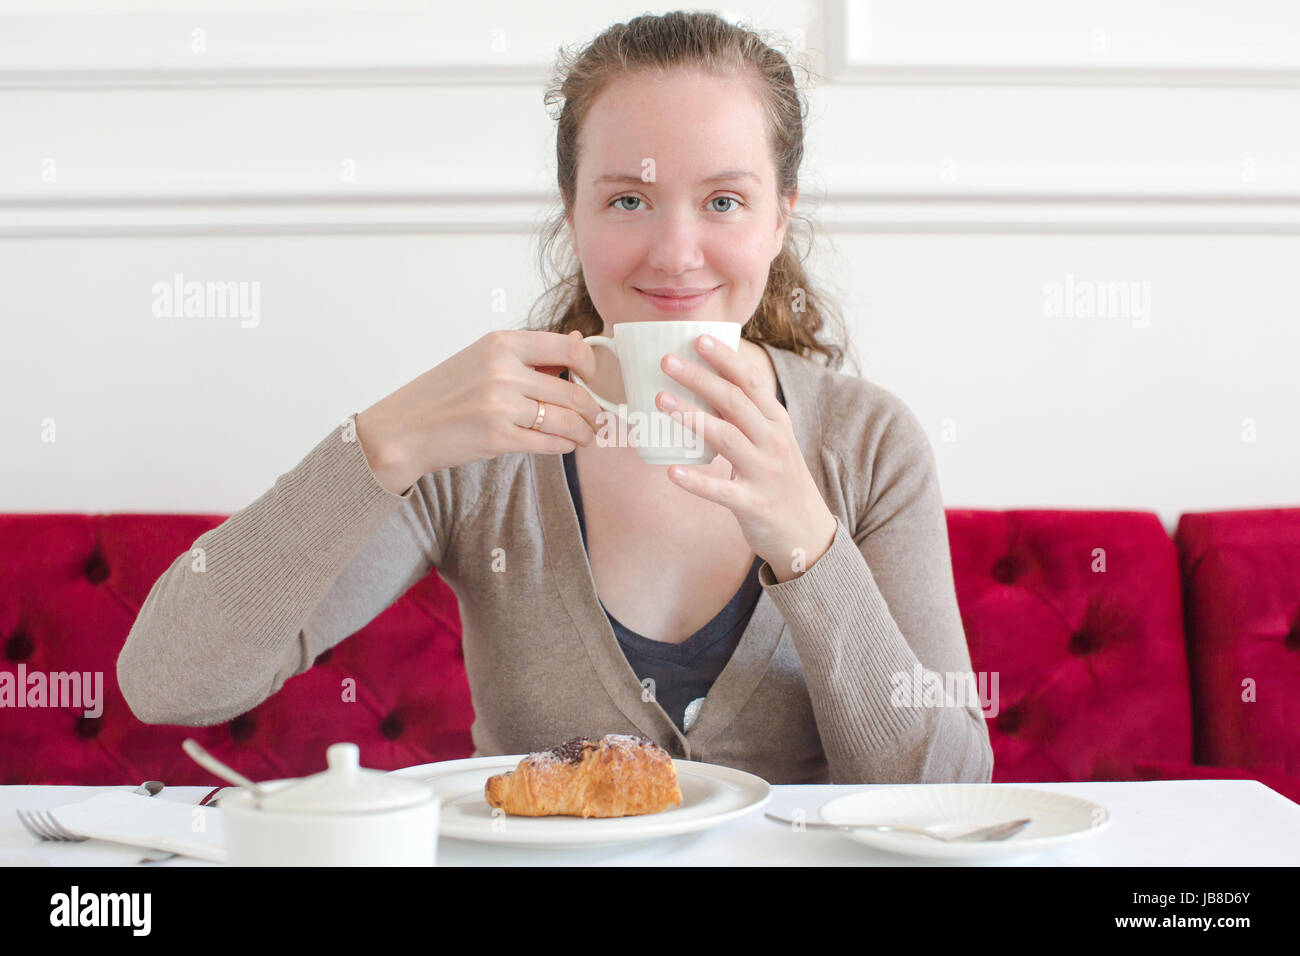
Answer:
[{"left": 635, "top": 286, "right": 720, "bottom": 312}]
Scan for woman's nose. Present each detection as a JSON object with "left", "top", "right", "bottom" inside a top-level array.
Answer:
[{"left": 645, "top": 210, "right": 706, "bottom": 275}]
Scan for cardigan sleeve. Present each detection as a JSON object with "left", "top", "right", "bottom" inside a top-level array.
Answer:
[
  {"left": 117, "top": 414, "right": 445, "bottom": 726},
  {"left": 757, "top": 399, "right": 994, "bottom": 785}
]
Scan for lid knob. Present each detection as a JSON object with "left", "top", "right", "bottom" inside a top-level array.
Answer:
[
  {"left": 326, "top": 742, "right": 361, "bottom": 776},
  {"left": 242, "top": 740, "right": 435, "bottom": 813}
]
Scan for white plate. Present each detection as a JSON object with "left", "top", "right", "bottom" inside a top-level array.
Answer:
[
  {"left": 818, "top": 784, "right": 1112, "bottom": 861},
  {"left": 390, "top": 755, "right": 771, "bottom": 848}
]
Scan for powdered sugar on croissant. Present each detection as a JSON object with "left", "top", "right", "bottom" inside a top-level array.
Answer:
[{"left": 484, "top": 734, "right": 683, "bottom": 818}]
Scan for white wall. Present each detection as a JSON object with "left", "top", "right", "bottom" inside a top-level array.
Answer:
[{"left": 2, "top": 0, "right": 1297, "bottom": 534}]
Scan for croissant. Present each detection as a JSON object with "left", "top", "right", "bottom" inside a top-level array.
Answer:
[{"left": 484, "top": 734, "right": 683, "bottom": 818}]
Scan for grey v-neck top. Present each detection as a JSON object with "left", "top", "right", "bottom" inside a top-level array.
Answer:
[
  {"left": 558, "top": 371, "right": 786, "bottom": 734},
  {"left": 117, "top": 340, "right": 994, "bottom": 786}
]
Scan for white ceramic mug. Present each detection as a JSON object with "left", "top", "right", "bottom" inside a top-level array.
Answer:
[{"left": 570, "top": 320, "right": 742, "bottom": 465}]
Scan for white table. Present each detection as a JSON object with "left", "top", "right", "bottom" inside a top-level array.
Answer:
[{"left": 2, "top": 780, "right": 1297, "bottom": 866}]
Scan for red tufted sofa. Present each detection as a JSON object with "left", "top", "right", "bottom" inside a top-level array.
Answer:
[{"left": 1, "top": 506, "right": 1297, "bottom": 803}]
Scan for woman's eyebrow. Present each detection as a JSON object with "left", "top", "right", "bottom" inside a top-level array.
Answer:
[{"left": 593, "top": 169, "right": 761, "bottom": 186}]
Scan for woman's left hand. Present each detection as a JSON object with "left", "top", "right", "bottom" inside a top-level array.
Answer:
[{"left": 658, "top": 333, "right": 838, "bottom": 583}]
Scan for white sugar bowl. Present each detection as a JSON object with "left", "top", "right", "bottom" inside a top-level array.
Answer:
[{"left": 221, "top": 742, "right": 440, "bottom": 866}]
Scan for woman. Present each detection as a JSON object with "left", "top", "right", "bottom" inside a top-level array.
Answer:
[{"left": 117, "top": 12, "right": 992, "bottom": 785}]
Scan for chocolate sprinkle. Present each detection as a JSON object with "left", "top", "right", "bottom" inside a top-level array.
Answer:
[
  {"left": 548, "top": 736, "right": 597, "bottom": 764},
  {"left": 539, "top": 733, "right": 660, "bottom": 765}
]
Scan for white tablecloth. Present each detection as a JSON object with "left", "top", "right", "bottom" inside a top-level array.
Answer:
[{"left": 2, "top": 779, "right": 1297, "bottom": 866}]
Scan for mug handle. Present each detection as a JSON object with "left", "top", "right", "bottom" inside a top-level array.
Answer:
[{"left": 570, "top": 336, "right": 629, "bottom": 423}]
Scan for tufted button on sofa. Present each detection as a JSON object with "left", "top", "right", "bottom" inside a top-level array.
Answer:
[
  {"left": 0, "top": 513, "right": 473, "bottom": 788},
  {"left": 949, "top": 508, "right": 1300, "bottom": 803},
  {"left": 0, "top": 507, "right": 1296, "bottom": 801}
]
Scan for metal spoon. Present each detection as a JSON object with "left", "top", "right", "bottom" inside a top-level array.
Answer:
[
  {"left": 765, "top": 812, "right": 1032, "bottom": 843},
  {"left": 181, "top": 738, "right": 271, "bottom": 805}
]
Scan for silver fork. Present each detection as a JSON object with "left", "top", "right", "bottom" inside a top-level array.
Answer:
[
  {"left": 16, "top": 780, "right": 164, "bottom": 843},
  {"left": 764, "top": 812, "right": 1032, "bottom": 843}
]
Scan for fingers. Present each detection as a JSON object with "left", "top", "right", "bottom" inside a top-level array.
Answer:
[
  {"left": 513, "top": 391, "right": 596, "bottom": 447},
  {"left": 512, "top": 426, "right": 581, "bottom": 456},
  {"left": 654, "top": 375, "right": 765, "bottom": 475},
  {"left": 660, "top": 336, "right": 771, "bottom": 440},
  {"left": 506, "top": 329, "right": 600, "bottom": 429},
  {"left": 497, "top": 328, "right": 603, "bottom": 441},
  {"left": 505, "top": 328, "right": 597, "bottom": 383},
  {"left": 521, "top": 364, "right": 604, "bottom": 431}
]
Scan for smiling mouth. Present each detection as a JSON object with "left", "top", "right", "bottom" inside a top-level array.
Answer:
[
  {"left": 634, "top": 286, "right": 721, "bottom": 311},
  {"left": 635, "top": 287, "right": 720, "bottom": 298}
]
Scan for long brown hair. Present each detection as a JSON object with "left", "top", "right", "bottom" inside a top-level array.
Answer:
[{"left": 521, "top": 10, "right": 855, "bottom": 374}]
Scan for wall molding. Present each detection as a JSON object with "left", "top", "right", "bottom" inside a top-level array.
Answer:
[
  {"left": 825, "top": 0, "right": 1300, "bottom": 87},
  {"left": 812, "top": 191, "right": 1300, "bottom": 233},
  {"left": 4, "top": 4, "right": 1298, "bottom": 233},
  {"left": 4, "top": 189, "right": 1300, "bottom": 236},
  {"left": 0, "top": 64, "right": 547, "bottom": 90},
  {"left": 0, "top": 11, "right": 554, "bottom": 90},
  {"left": 821, "top": 63, "right": 1300, "bottom": 88},
  {"left": 6, "top": 4, "right": 1300, "bottom": 89},
  {"left": 0, "top": 191, "right": 552, "bottom": 236}
]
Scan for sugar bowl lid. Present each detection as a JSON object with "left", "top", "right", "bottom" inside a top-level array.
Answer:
[{"left": 254, "top": 742, "right": 434, "bottom": 813}]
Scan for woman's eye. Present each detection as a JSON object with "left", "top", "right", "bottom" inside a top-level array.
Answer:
[{"left": 607, "top": 195, "right": 744, "bottom": 213}]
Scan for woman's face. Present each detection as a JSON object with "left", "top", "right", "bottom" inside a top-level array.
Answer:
[{"left": 566, "top": 69, "right": 795, "bottom": 334}]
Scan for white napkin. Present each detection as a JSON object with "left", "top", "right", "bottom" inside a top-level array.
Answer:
[{"left": 45, "top": 792, "right": 227, "bottom": 863}]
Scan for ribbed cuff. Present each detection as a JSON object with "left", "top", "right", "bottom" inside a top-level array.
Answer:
[
  {"left": 758, "top": 514, "right": 928, "bottom": 751},
  {"left": 202, "top": 414, "right": 415, "bottom": 652}
]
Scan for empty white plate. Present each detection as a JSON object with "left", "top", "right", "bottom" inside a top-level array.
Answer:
[
  {"left": 391, "top": 755, "right": 771, "bottom": 848},
  {"left": 818, "top": 784, "right": 1112, "bottom": 860}
]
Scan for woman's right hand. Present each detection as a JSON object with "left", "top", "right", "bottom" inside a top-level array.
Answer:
[{"left": 355, "top": 329, "right": 603, "bottom": 494}]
